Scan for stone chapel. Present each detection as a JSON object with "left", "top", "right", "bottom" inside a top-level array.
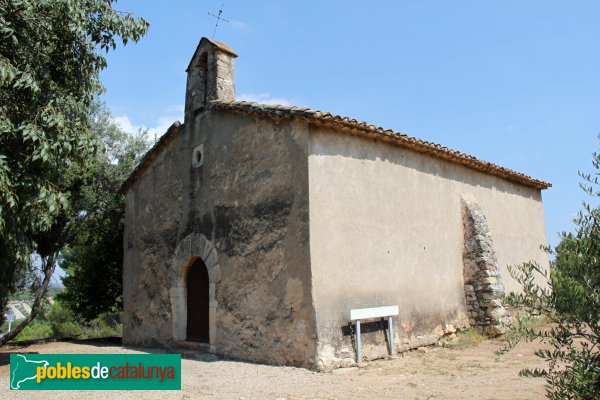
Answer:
[{"left": 119, "top": 37, "right": 550, "bottom": 370}]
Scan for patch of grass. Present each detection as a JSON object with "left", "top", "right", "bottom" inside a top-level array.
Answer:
[
  {"left": 445, "top": 328, "right": 486, "bottom": 349},
  {"left": 518, "top": 314, "right": 549, "bottom": 331},
  {"left": 499, "top": 312, "right": 550, "bottom": 345}
]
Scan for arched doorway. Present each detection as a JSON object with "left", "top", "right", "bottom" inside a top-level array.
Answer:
[
  {"left": 186, "top": 258, "right": 209, "bottom": 342},
  {"left": 169, "top": 233, "right": 221, "bottom": 351}
]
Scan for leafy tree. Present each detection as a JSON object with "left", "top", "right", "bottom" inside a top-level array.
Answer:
[
  {"left": 59, "top": 103, "right": 151, "bottom": 320},
  {"left": 46, "top": 300, "right": 81, "bottom": 338},
  {"left": 500, "top": 137, "right": 600, "bottom": 399},
  {"left": 0, "top": 0, "right": 148, "bottom": 345}
]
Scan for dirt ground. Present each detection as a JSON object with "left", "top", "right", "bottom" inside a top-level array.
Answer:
[{"left": 0, "top": 338, "right": 548, "bottom": 399}]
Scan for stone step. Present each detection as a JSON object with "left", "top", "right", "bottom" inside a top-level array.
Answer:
[
  {"left": 174, "top": 340, "right": 210, "bottom": 351},
  {"left": 172, "top": 341, "right": 219, "bottom": 361}
]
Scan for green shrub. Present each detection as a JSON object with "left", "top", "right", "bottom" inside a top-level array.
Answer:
[
  {"left": 47, "top": 301, "right": 81, "bottom": 338},
  {"left": 78, "top": 312, "right": 122, "bottom": 339},
  {"left": 9, "top": 301, "right": 122, "bottom": 342},
  {"left": 499, "top": 140, "right": 600, "bottom": 399},
  {"left": 14, "top": 322, "right": 53, "bottom": 342}
]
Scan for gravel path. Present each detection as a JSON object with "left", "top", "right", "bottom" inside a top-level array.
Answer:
[{"left": 0, "top": 339, "right": 547, "bottom": 399}]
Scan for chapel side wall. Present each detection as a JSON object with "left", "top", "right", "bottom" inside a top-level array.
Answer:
[
  {"left": 123, "top": 136, "right": 185, "bottom": 347},
  {"left": 123, "top": 112, "right": 318, "bottom": 368},
  {"left": 307, "top": 127, "right": 549, "bottom": 369}
]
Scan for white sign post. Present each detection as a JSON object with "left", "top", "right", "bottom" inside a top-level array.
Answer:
[{"left": 5, "top": 309, "right": 14, "bottom": 332}]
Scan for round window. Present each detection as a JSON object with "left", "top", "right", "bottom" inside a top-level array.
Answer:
[{"left": 192, "top": 144, "right": 204, "bottom": 168}]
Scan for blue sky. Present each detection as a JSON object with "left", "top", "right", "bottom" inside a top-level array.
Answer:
[{"left": 100, "top": 1, "right": 599, "bottom": 248}]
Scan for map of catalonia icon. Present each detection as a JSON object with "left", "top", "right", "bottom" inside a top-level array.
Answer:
[{"left": 10, "top": 354, "right": 49, "bottom": 390}]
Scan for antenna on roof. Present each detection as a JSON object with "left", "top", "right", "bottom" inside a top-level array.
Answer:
[{"left": 208, "top": 4, "right": 229, "bottom": 39}]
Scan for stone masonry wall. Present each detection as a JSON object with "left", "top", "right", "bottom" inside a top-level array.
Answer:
[{"left": 461, "top": 196, "right": 511, "bottom": 336}]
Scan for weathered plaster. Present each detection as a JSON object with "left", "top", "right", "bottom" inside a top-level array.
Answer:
[
  {"left": 307, "top": 126, "right": 549, "bottom": 369},
  {"left": 123, "top": 110, "right": 318, "bottom": 368}
]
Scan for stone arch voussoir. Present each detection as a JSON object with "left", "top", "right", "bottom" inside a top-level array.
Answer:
[{"left": 169, "top": 233, "right": 220, "bottom": 351}]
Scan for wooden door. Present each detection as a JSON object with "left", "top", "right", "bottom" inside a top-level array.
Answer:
[{"left": 186, "top": 258, "right": 209, "bottom": 342}]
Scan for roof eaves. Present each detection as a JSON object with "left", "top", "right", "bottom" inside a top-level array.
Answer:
[
  {"left": 118, "top": 121, "right": 183, "bottom": 195},
  {"left": 208, "top": 100, "right": 551, "bottom": 190}
]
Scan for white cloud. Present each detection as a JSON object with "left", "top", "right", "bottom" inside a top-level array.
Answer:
[
  {"left": 112, "top": 116, "right": 138, "bottom": 135},
  {"left": 164, "top": 104, "right": 185, "bottom": 114},
  {"left": 149, "top": 115, "right": 180, "bottom": 138},
  {"left": 237, "top": 93, "right": 296, "bottom": 106},
  {"left": 111, "top": 96, "right": 302, "bottom": 144},
  {"left": 112, "top": 104, "right": 184, "bottom": 142},
  {"left": 229, "top": 20, "right": 250, "bottom": 31}
]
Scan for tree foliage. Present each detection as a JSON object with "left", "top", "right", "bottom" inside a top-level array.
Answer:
[
  {"left": 500, "top": 137, "right": 600, "bottom": 399},
  {"left": 0, "top": 0, "right": 148, "bottom": 341},
  {"left": 58, "top": 103, "right": 151, "bottom": 321},
  {"left": 8, "top": 298, "right": 122, "bottom": 342}
]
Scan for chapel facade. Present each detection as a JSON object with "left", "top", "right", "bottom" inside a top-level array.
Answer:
[{"left": 120, "top": 37, "right": 550, "bottom": 370}]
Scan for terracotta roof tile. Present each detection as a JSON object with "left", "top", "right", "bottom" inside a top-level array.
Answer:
[
  {"left": 120, "top": 100, "right": 551, "bottom": 194},
  {"left": 209, "top": 100, "right": 551, "bottom": 190}
]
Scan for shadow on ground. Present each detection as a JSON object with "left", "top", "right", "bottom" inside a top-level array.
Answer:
[{"left": 0, "top": 337, "right": 221, "bottom": 365}]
